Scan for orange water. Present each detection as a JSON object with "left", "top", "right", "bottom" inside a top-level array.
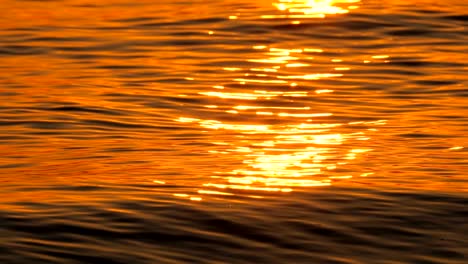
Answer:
[{"left": 0, "top": 0, "right": 467, "bottom": 263}]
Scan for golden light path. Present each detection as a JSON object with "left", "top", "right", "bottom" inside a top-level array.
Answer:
[
  {"left": 264, "top": 0, "right": 361, "bottom": 20},
  {"left": 165, "top": 0, "right": 389, "bottom": 201}
]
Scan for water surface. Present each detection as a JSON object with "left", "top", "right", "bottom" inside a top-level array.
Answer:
[{"left": 0, "top": 0, "right": 467, "bottom": 263}]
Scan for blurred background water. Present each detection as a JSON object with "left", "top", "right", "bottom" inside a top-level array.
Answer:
[{"left": 0, "top": 0, "right": 467, "bottom": 263}]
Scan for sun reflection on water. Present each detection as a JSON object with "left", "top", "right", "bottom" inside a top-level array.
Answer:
[
  {"left": 169, "top": 0, "right": 389, "bottom": 201},
  {"left": 263, "top": 0, "right": 361, "bottom": 19},
  {"left": 177, "top": 114, "right": 383, "bottom": 198}
]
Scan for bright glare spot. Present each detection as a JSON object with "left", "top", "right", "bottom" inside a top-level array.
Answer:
[
  {"left": 286, "top": 63, "right": 310, "bottom": 67},
  {"left": 277, "top": 3, "right": 287, "bottom": 10},
  {"left": 372, "top": 55, "right": 389, "bottom": 59},
  {"left": 223, "top": 67, "right": 241, "bottom": 71},
  {"left": 205, "top": 105, "right": 218, "bottom": 108},
  {"left": 351, "top": 148, "right": 372, "bottom": 153},
  {"left": 329, "top": 175, "right": 353, "bottom": 179},
  {"left": 449, "top": 146, "right": 463, "bottom": 150},
  {"left": 257, "top": 111, "right": 274, "bottom": 115},
  {"left": 315, "top": 89, "right": 334, "bottom": 94},
  {"left": 304, "top": 48, "right": 323, "bottom": 53},
  {"left": 176, "top": 117, "right": 200, "bottom": 123}
]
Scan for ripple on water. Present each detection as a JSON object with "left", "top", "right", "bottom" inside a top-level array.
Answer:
[{"left": 0, "top": 0, "right": 467, "bottom": 263}]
